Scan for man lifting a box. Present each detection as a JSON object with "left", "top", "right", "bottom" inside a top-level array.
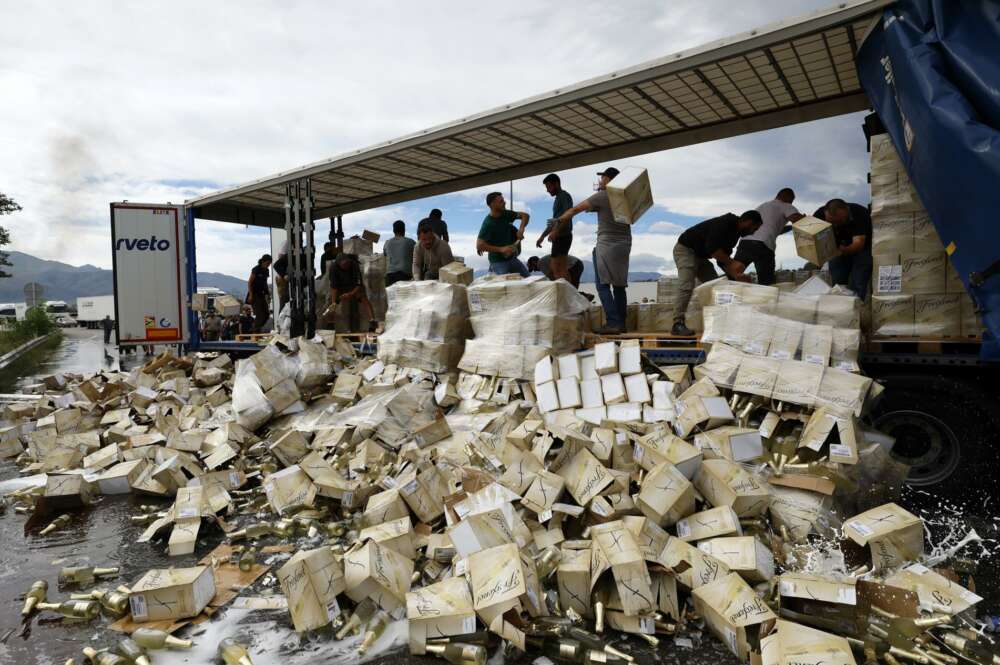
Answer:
[
  {"left": 814, "top": 198, "right": 873, "bottom": 300},
  {"left": 551, "top": 167, "right": 630, "bottom": 334},
  {"left": 324, "top": 253, "right": 378, "bottom": 332},
  {"left": 671, "top": 211, "right": 763, "bottom": 336}
]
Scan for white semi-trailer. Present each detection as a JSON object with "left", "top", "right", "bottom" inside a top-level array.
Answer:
[{"left": 76, "top": 295, "right": 115, "bottom": 329}]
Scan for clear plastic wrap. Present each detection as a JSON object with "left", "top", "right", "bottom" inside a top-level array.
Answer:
[
  {"left": 232, "top": 359, "right": 275, "bottom": 431},
  {"left": 830, "top": 327, "right": 861, "bottom": 372},
  {"left": 360, "top": 254, "right": 388, "bottom": 321},
  {"left": 774, "top": 292, "right": 817, "bottom": 323},
  {"left": 459, "top": 277, "right": 589, "bottom": 379},
  {"left": 378, "top": 281, "right": 470, "bottom": 373}
]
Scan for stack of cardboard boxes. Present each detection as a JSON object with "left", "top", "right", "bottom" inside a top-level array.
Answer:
[
  {"left": 868, "top": 135, "right": 982, "bottom": 337},
  {"left": 377, "top": 281, "right": 470, "bottom": 373},
  {"left": 458, "top": 276, "right": 590, "bottom": 379}
]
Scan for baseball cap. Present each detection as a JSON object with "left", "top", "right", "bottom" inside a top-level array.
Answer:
[{"left": 596, "top": 167, "right": 620, "bottom": 179}]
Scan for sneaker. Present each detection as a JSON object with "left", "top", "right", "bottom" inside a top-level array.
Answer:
[
  {"left": 596, "top": 324, "right": 625, "bottom": 335},
  {"left": 671, "top": 321, "right": 694, "bottom": 336}
]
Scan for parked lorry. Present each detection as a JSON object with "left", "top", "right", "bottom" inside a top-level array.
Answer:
[{"left": 76, "top": 295, "right": 115, "bottom": 329}]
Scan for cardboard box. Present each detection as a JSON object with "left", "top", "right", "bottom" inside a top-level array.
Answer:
[
  {"left": 214, "top": 294, "right": 241, "bottom": 316},
  {"left": 406, "top": 577, "right": 476, "bottom": 655},
  {"left": 813, "top": 368, "right": 872, "bottom": 418},
  {"left": 591, "top": 520, "right": 655, "bottom": 615},
  {"left": 414, "top": 416, "right": 452, "bottom": 448},
  {"left": 885, "top": 563, "right": 982, "bottom": 616},
  {"left": 556, "top": 546, "right": 591, "bottom": 615},
  {"left": 694, "top": 427, "right": 762, "bottom": 463},
  {"left": 556, "top": 378, "right": 581, "bottom": 409},
  {"left": 600, "top": 373, "right": 627, "bottom": 405},
  {"left": 44, "top": 473, "right": 95, "bottom": 508},
  {"left": 694, "top": 459, "right": 771, "bottom": 518},
  {"left": 914, "top": 294, "right": 961, "bottom": 336},
  {"left": 901, "top": 252, "right": 946, "bottom": 294},
  {"left": 760, "top": 619, "right": 856, "bottom": 665},
  {"left": 675, "top": 506, "right": 741, "bottom": 542},
  {"left": 557, "top": 448, "right": 613, "bottom": 506},
  {"left": 343, "top": 236, "right": 373, "bottom": 256},
  {"left": 606, "top": 167, "right": 653, "bottom": 225},
  {"left": 128, "top": 566, "right": 216, "bottom": 623},
  {"left": 871, "top": 213, "right": 914, "bottom": 254},
  {"left": 440, "top": 262, "right": 473, "bottom": 286},
  {"left": 263, "top": 465, "right": 317, "bottom": 515},
  {"left": 343, "top": 541, "right": 413, "bottom": 612},
  {"left": 468, "top": 543, "right": 543, "bottom": 622},
  {"left": 871, "top": 295, "right": 914, "bottom": 337},
  {"left": 777, "top": 572, "right": 857, "bottom": 627},
  {"left": 657, "top": 535, "right": 731, "bottom": 590},
  {"left": 842, "top": 502, "right": 923, "bottom": 572},
  {"left": 792, "top": 217, "right": 838, "bottom": 267},
  {"left": 94, "top": 459, "right": 147, "bottom": 495},
  {"left": 278, "top": 547, "right": 346, "bottom": 633},
  {"left": 359, "top": 516, "right": 416, "bottom": 559},
  {"left": 594, "top": 342, "right": 618, "bottom": 375},
  {"left": 633, "top": 430, "right": 702, "bottom": 478},
  {"left": 535, "top": 380, "right": 560, "bottom": 414},
  {"left": 637, "top": 461, "right": 695, "bottom": 527},
  {"left": 534, "top": 356, "right": 558, "bottom": 385},
  {"left": 691, "top": 572, "right": 776, "bottom": 661},
  {"left": 768, "top": 486, "right": 835, "bottom": 542},
  {"left": 799, "top": 408, "right": 860, "bottom": 465},
  {"left": 698, "top": 536, "right": 774, "bottom": 583},
  {"left": 673, "top": 395, "right": 734, "bottom": 438},
  {"left": 733, "top": 356, "right": 780, "bottom": 399},
  {"left": 772, "top": 360, "right": 825, "bottom": 407},
  {"left": 624, "top": 373, "right": 650, "bottom": 404},
  {"left": 619, "top": 341, "right": 641, "bottom": 375},
  {"left": 800, "top": 324, "right": 833, "bottom": 366},
  {"left": 911, "top": 212, "right": 940, "bottom": 252}
]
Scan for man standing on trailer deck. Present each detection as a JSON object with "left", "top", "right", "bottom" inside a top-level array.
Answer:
[
  {"left": 814, "top": 198, "right": 873, "bottom": 300},
  {"left": 551, "top": 167, "right": 629, "bottom": 334},
  {"left": 671, "top": 210, "right": 763, "bottom": 336},
  {"left": 326, "top": 253, "right": 378, "bottom": 332},
  {"left": 734, "top": 188, "right": 804, "bottom": 285},
  {"left": 421, "top": 208, "right": 450, "bottom": 243},
  {"left": 383, "top": 220, "right": 416, "bottom": 286},
  {"left": 247, "top": 254, "right": 272, "bottom": 333},
  {"left": 478, "top": 192, "right": 530, "bottom": 276},
  {"left": 412, "top": 220, "right": 455, "bottom": 280},
  {"left": 535, "top": 173, "right": 574, "bottom": 281}
]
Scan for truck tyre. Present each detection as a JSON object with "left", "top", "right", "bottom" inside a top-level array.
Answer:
[{"left": 870, "top": 374, "right": 1000, "bottom": 497}]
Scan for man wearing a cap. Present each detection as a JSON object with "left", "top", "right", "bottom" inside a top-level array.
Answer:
[{"left": 551, "top": 167, "right": 629, "bottom": 333}]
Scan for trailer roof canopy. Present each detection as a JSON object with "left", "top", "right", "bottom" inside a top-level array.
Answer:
[{"left": 187, "top": 0, "right": 891, "bottom": 228}]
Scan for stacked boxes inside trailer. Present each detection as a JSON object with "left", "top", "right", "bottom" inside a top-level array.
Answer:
[{"left": 868, "top": 135, "right": 983, "bottom": 338}]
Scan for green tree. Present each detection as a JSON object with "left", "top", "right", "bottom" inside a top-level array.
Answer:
[{"left": 0, "top": 192, "right": 19, "bottom": 279}]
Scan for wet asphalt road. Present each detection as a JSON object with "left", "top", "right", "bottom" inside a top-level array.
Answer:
[{"left": 0, "top": 329, "right": 996, "bottom": 665}]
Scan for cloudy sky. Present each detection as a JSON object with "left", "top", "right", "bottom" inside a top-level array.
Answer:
[{"left": 0, "top": 0, "right": 872, "bottom": 282}]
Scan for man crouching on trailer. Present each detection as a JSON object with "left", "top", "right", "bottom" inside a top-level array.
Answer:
[{"left": 325, "top": 253, "right": 378, "bottom": 332}]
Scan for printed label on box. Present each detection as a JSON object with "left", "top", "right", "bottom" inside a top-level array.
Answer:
[
  {"left": 878, "top": 265, "right": 902, "bottom": 293},
  {"left": 129, "top": 594, "right": 148, "bottom": 619}
]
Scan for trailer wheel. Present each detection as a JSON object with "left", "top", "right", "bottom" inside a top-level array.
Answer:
[{"left": 870, "top": 374, "right": 1000, "bottom": 495}]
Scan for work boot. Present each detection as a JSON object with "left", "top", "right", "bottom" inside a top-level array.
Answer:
[
  {"left": 596, "top": 324, "right": 624, "bottom": 335},
  {"left": 671, "top": 321, "right": 694, "bottom": 336}
]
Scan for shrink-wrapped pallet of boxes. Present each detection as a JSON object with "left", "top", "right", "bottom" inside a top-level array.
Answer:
[
  {"left": 458, "top": 276, "right": 589, "bottom": 379},
  {"left": 361, "top": 254, "right": 388, "bottom": 322},
  {"left": 868, "top": 134, "right": 982, "bottom": 338},
  {"left": 377, "top": 281, "right": 470, "bottom": 373}
]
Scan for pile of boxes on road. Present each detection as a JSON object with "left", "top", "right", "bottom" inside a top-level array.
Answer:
[
  {"left": 867, "top": 135, "right": 983, "bottom": 338},
  {"left": 1, "top": 257, "right": 996, "bottom": 665}
]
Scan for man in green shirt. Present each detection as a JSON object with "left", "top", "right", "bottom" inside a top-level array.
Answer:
[
  {"left": 535, "top": 173, "right": 574, "bottom": 282},
  {"left": 477, "top": 191, "right": 530, "bottom": 276}
]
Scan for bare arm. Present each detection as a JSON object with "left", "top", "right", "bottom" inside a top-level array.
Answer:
[
  {"left": 412, "top": 246, "right": 422, "bottom": 279},
  {"left": 710, "top": 249, "right": 747, "bottom": 278},
  {"left": 477, "top": 238, "right": 514, "bottom": 257},
  {"left": 555, "top": 200, "right": 593, "bottom": 225},
  {"left": 247, "top": 272, "right": 255, "bottom": 302},
  {"left": 515, "top": 212, "right": 530, "bottom": 241},
  {"left": 840, "top": 235, "right": 867, "bottom": 255}
]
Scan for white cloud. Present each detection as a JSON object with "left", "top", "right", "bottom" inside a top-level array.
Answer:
[
  {"left": 0, "top": 0, "right": 862, "bottom": 283},
  {"left": 648, "top": 221, "right": 686, "bottom": 234}
]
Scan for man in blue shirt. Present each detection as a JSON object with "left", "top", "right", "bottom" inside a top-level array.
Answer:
[
  {"left": 535, "top": 173, "right": 574, "bottom": 282},
  {"left": 477, "top": 192, "right": 530, "bottom": 276}
]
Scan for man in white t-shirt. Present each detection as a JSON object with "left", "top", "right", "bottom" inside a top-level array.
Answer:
[{"left": 733, "top": 188, "right": 804, "bottom": 285}]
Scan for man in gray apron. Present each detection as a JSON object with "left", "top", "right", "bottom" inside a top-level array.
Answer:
[{"left": 550, "top": 167, "right": 628, "bottom": 333}]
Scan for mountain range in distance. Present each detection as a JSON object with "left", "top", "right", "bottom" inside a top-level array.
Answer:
[
  {"left": 0, "top": 251, "right": 248, "bottom": 303},
  {"left": 0, "top": 250, "right": 663, "bottom": 304}
]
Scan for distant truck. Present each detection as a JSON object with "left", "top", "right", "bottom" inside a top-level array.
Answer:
[{"left": 76, "top": 295, "right": 115, "bottom": 329}]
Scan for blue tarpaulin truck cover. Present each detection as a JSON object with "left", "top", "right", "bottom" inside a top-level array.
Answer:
[{"left": 857, "top": 0, "right": 1000, "bottom": 359}]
